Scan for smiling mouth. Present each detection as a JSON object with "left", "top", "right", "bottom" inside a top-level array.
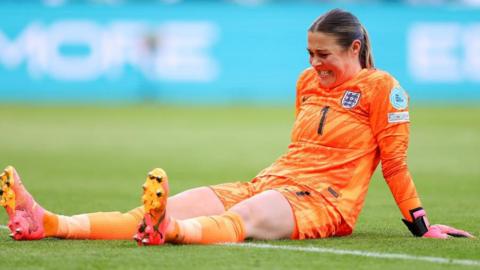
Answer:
[{"left": 317, "top": 70, "right": 332, "bottom": 78}]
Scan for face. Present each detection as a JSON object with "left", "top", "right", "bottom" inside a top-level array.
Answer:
[{"left": 307, "top": 31, "right": 362, "bottom": 89}]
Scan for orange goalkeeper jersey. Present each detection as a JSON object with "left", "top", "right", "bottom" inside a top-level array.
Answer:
[{"left": 256, "top": 68, "right": 422, "bottom": 229}]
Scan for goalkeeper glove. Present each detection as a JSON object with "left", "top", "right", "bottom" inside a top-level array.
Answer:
[{"left": 402, "top": 207, "right": 474, "bottom": 239}]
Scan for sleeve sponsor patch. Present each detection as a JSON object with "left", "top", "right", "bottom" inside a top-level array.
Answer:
[
  {"left": 389, "top": 87, "right": 408, "bottom": 110},
  {"left": 388, "top": 111, "right": 410, "bottom": 123}
]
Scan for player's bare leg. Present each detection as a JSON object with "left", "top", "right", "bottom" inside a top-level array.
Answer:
[
  {"left": 158, "top": 190, "right": 293, "bottom": 244},
  {"left": 0, "top": 166, "right": 47, "bottom": 240},
  {"left": 167, "top": 187, "right": 224, "bottom": 219},
  {"left": 229, "top": 190, "right": 295, "bottom": 240}
]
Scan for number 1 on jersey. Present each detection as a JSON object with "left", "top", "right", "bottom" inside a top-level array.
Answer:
[{"left": 318, "top": 106, "right": 330, "bottom": 135}]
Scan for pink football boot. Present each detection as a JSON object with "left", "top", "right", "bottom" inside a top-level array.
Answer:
[
  {"left": 0, "top": 166, "right": 45, "bottom": 240},
  {"left": 133, "top": 168, "right": 170, "bottom": 246}
]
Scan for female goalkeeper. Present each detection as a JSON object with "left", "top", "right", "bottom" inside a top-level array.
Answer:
[{"left": 0, "top": 9, "right": 473, "bottom": 245}]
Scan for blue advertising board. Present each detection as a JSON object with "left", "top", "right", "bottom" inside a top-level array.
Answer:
[{"left": 0, "top": 3, "right": 479, "bottom": 104}]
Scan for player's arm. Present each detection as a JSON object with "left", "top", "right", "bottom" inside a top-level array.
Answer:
[
  {"left": 370, "top": 75, "right": 474, "bottom": 238},
  {"left": 377, "top": 125, "right": 425, "bottom": 233},
  {"left": 378, "top": 125, "right": 473, "bottom": 238}
]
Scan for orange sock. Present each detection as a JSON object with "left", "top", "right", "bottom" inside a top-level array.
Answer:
[
  {"left": 43, "top": 211, "right": 60, "bottom": 237},
  {"left": 87, "top": 207, "right": 143, "bottom": 239},
  {"left": 167, "top": 211, "right": 245, "bottom": 244},
  {"left": 43, "top": 207, "right": 144, "bottom": 239}
]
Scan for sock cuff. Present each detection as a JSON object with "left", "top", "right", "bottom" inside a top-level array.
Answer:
[{"left": 222, "top": 211, "right": 246, "bottom": 242}]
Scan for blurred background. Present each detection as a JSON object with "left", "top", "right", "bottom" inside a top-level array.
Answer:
[{"left": 1, "top": 0, "right": 479, "bottom": 104}]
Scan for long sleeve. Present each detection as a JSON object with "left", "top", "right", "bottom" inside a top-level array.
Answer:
[
  {"left": 377, "top": 124, "right": 422, "bottom": 222},
  {"left": 368, "top": 73, "right": 422, "bottom": 222}
]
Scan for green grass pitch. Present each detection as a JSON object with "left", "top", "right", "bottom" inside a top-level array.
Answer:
[{"left": 0, "top": 104, "right": 479, "bottom": 270}]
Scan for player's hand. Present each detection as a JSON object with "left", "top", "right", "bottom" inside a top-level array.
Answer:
[
  {"left": 402, "top": 208, "right": 475, "bottom": 239},
  {"left": 423, "top": 224, "right": 475, "bottom": 239}
]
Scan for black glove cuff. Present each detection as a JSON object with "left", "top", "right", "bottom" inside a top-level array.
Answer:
[{"left": 401, "top": 207, "right": 429, "bottom": 237}]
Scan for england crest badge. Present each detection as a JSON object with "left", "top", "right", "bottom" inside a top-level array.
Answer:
[{"left": 341, "top": 91, "right": 361, "bottom": 109}]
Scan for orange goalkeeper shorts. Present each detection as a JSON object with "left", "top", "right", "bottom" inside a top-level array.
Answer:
[{"left": 209, "top": 175, "right": 352, "bottom": 240}]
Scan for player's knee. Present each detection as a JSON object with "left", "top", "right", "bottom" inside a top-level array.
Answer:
[
  {"left": 229, "top": 202, "right": 263, "bottom": 237},
  {"left": 229, "top": 202, "right": 276, "bottom": 239},
  {"left": 230, "top": 203, "right": 253, "bottom": 226},
  {"left": 229, "top": 190, "right": 295, "bottom": 239}
]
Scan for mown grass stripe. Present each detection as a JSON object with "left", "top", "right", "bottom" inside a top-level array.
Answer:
[
  {"left": 226, "top": 243, "right": 480, "bottom": 267},
  {"left": 0, "top": 224, "right": 478, "bottom": 267}
]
